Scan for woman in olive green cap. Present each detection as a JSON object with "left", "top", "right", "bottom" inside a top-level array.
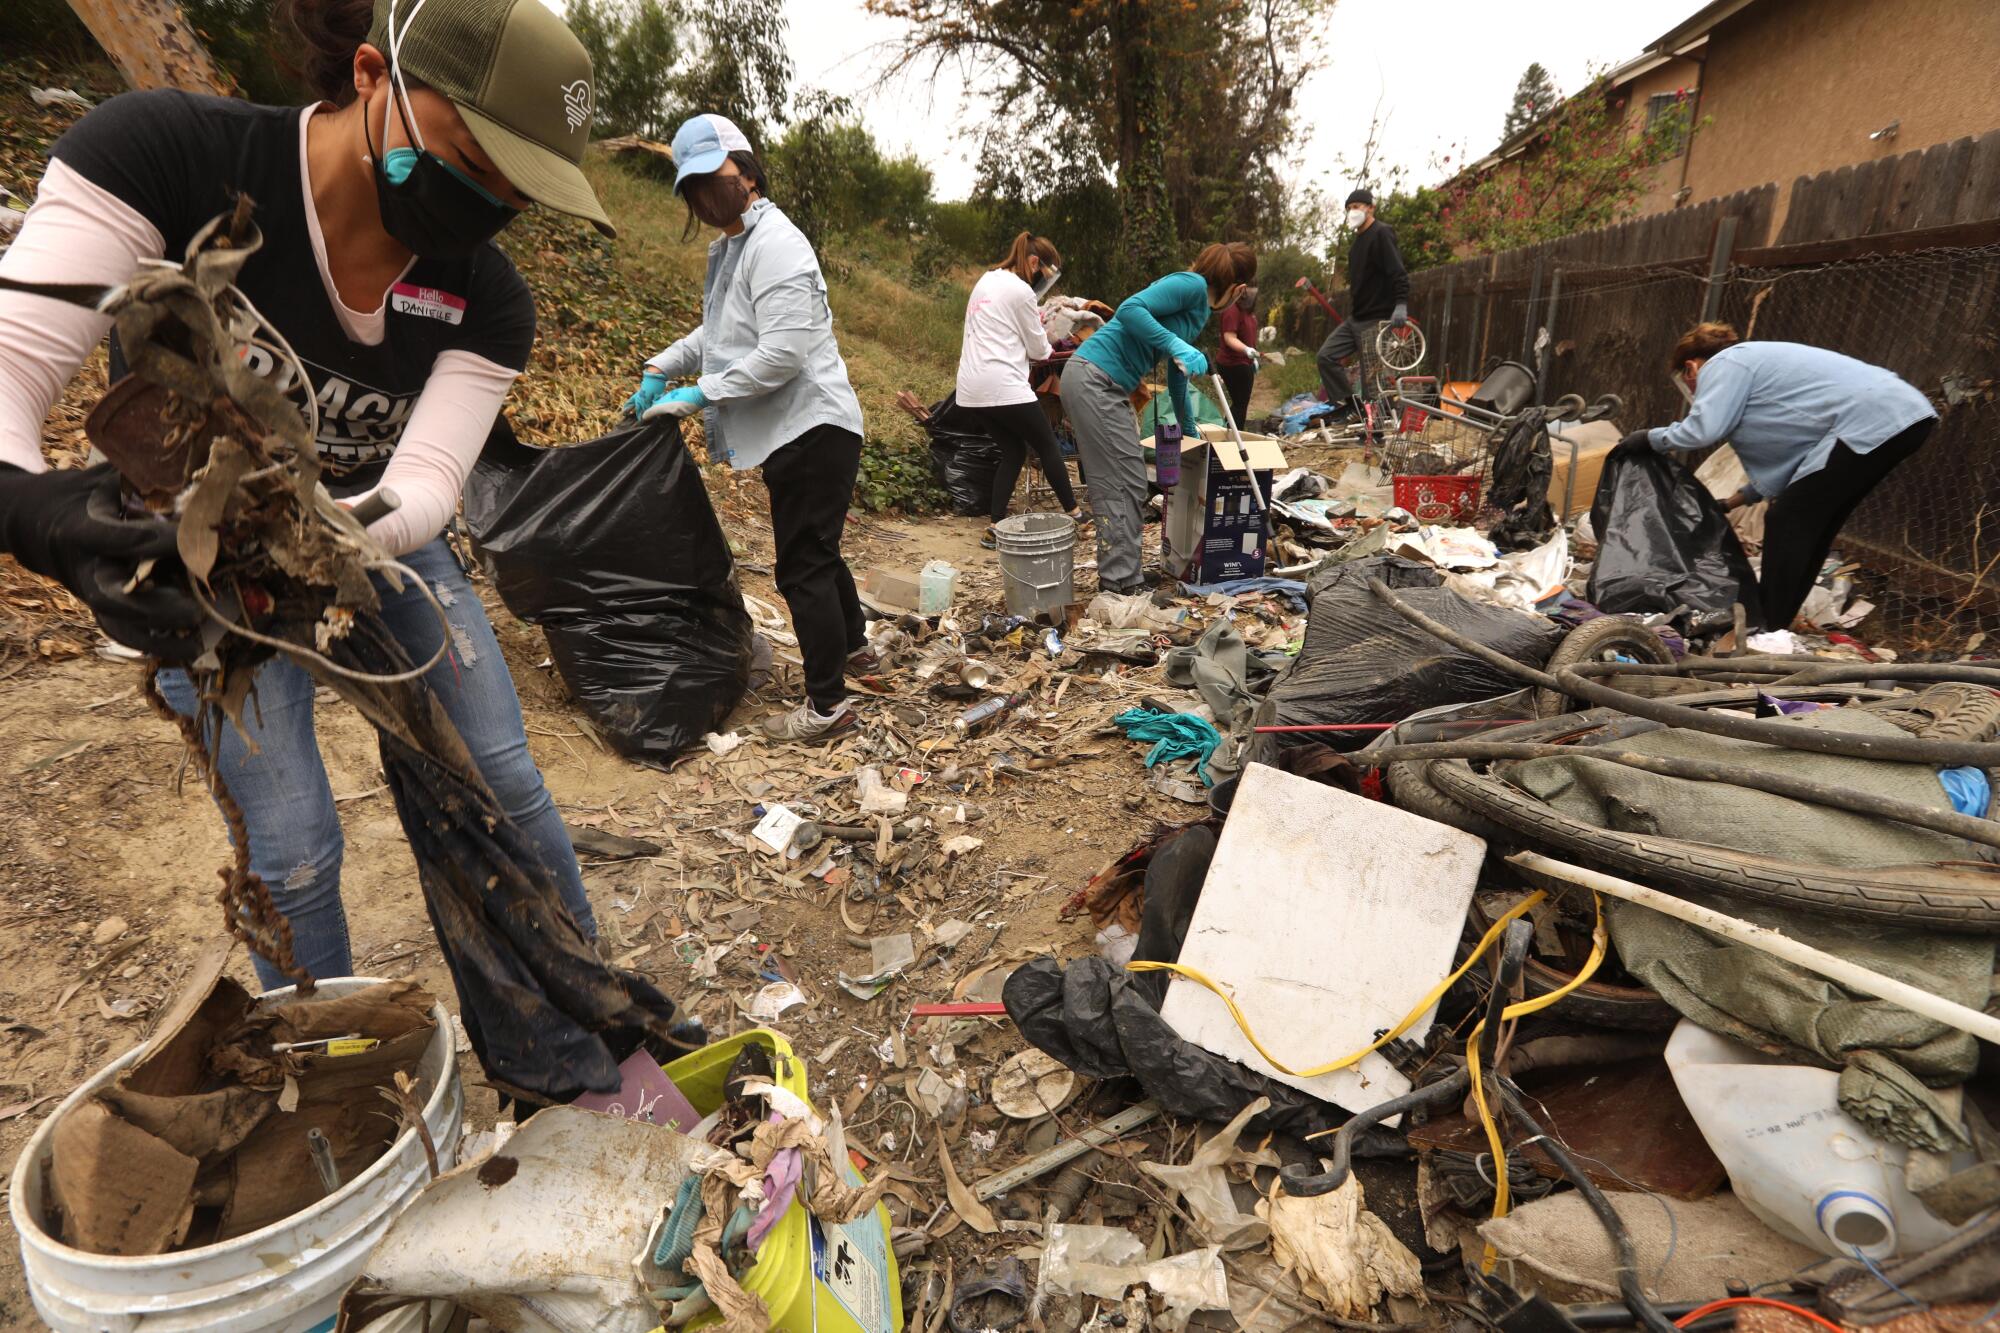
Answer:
[{"left": 0, "top": 0, "right": 616, "bottom": 988}]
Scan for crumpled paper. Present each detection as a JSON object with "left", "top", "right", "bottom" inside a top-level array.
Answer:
[{"left": 1140, "top": 1096, "right": 1279, "bottom": 1250}]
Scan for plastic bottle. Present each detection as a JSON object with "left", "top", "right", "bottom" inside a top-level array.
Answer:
[
  {"left": 919, "top": 559, "right": 958, "bottom": 615},
  {"left": 1664, "top": 1020, "right": 1971, "bottom": 1259},
  {"left": 954, "top": 692, "right": 1029, "bottom": 735},
  {"left": 1154, "top": 420, "right": 1182, "bottom": 489}
]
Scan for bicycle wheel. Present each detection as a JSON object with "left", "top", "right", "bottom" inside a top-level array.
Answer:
[{"left": 1375, "top": 321, "right": 1427, "bottom": 374}]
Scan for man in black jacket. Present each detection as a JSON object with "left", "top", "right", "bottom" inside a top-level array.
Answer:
[{"left": 1315, "top": 188, "right": 1410, "bottom": 413}]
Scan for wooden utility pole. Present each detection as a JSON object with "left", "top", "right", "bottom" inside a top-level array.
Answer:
[{"left": 62, "top": 0, "right": 236, "bottom": 96}]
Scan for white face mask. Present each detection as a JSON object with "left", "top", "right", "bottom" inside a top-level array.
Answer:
[{"left": 1346, "top": 208, "right": 1367, "bottom": 229}]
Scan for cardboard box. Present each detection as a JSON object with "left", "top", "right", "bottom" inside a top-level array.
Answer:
[
  {"left": 1545, "top": 420, "right": 1623, "bottom": 520},
  {"left": 1163, "top": 429, "right": 1287, "bottom": 584}
]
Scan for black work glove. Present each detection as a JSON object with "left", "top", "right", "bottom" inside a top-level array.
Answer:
[
  {"left": 0, "top": 462, "right": 202, "bottom": 661},
  {"left": 1610, "top": 429, "right": 1654, "bottom": 460}
]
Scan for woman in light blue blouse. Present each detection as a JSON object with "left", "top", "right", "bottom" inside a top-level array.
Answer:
[{"left": 1619, "top": 321, "right": 1935, "bottom": 632}]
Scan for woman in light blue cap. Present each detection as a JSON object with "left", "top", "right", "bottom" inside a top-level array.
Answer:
[{"left": 625, "top": 113, "right": 869, "bottom": 742}]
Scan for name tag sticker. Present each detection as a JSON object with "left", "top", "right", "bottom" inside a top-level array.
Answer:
[{"left": 390, "top": 282, "right": 466, "bottom": 324}]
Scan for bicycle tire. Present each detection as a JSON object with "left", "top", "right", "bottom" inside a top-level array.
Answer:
[
  {"left": 1465, "top": 902, "right": 1679, "bottom": 1031},
  {"left": 1384, "top": 759, "right": 1512, "bottom": 842},
  {"left": 1534, "top": 618, "right": 1678, "bottom": 719},
  {"left": 1428, "top": 757, "right": 2000, "bottom": 932}
]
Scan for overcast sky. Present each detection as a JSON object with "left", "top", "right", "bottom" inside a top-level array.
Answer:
[{"left": 783, "top": 0, "right": 1706, "bottom": 202}]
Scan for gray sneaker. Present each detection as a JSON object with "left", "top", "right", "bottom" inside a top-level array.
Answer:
[{"left": 761, "top": 702, "right": 857, "bottom": 741}]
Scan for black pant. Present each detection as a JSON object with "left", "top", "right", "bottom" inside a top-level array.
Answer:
[
  {"left": 762, "top": 425, "right": 866, "bottom": 712},
  {"left": 1216, "top": 363, "right": 1256, "bottom": 429},
  {"left": 1757, "top": 418, "right": 1933, "bottom": 630},
  {"left": 965, "top": 399, "right": 1078, "bottom": 523}
]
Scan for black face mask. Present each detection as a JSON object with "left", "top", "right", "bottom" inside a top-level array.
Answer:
[{"left": 366, "top": 88, "right": 519, "bottom": 258}]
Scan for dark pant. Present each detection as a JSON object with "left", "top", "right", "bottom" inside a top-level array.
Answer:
[
  {"left": 762, "top": 425, "right": 867, "bottom": 712},
  {"left": 1216, "top": 363, "right": 1256, "bottom": 429},
  {"left": 966, "top": 399, "right": 1077, "bottom": 522},
  {"left": 1757, "top": 418, "right": 1933, "bottom": 630},
  {"left": 1315, "top": 318, "right": 1378, "bottom": 404}
]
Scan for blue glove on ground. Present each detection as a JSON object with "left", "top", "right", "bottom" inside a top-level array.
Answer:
[
  {"left": 643, "top": 385, "right": 708, "bottom": 420},
  {"left": 624, "top": 369, "right": 667, "bottom": 418}
]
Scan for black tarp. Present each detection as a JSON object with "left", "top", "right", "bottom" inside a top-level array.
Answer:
[
  {"left": 463, "top": 419, "right": 753, "bottom": 768},
  {"left": 1265, "top": 556, "right": 1564, "bottom": 749}
]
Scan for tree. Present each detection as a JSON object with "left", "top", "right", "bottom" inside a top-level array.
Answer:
[
  {"left": 766, "top": 92, "right": 935, "bottom": 246},
  {"left": 1501, "top": 62, "right": 1558, "bottom": 143},
  {"left": 564, "top": 0, "right": 790, "bottom": 145},
  {"left": 1446, "top": 77, "right": 1697, "bottom": 254},
  {"left": 566, "top": 0, "right": 679, "bottom": 139},
  {"left": 867, "top": 0, "right": 1329, "bottom": 291},
  {"left": 62, "top": 0, "right": 235, "bottom": 94}
]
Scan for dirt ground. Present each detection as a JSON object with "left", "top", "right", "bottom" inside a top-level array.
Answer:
[{"left": 0, "top": 427, "right": 1331, "bottom": 1326}]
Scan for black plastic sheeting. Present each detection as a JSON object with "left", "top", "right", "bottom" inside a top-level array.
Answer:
[
  {"left": 1586, "top": 449, "right": 1756, "bottom": 620},
  {"left": 1004, "top": 824, "right": 1401, "bottom": 1144},
  {"left": 464, "top": 418, "right": 753, "bottom": 768},
  {"left": 1265, "top": 556, "right": 1564, "bottom": 750},
  {"left": 328, "top": 615, "right": 689, "bottom": 1106},
  {"left": 923, "top": 392, "right": 1003, "bottom": 517}
]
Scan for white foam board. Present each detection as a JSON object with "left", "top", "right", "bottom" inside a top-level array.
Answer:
[{"left": 1159, "top": 762, "right": 1485, "bottom": 1113}]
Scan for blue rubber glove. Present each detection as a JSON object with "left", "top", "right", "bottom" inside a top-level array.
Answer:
[
  {"left": 643, "top": 385, "right": 708, "bottom": 420},
  {"left": 624, "top": 369, "right": 667, "bottom": 419},
  {"left": 1168, "top": 340, "right": 1209, "bottom": 378},
  {"left": 1390, "top": 303, "right": 1409, "bottom": 329}
]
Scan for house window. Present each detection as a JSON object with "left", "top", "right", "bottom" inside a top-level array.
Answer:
[{"left": 1646, "top": 91, "right": 1694, "bottom": 154}]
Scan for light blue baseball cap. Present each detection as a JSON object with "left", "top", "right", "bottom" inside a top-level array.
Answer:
[{"left": 670, "top": 113, "right": 754, "bottom": 190}]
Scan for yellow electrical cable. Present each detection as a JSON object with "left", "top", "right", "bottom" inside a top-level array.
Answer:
[
  {"left": 1467, "top": 890, "right": 1608, "bottom": 1269},
  {"left": 1126, "top": 890, "right": 1549, "bottom": 1080},
  {"left": 1127, "top": 885, "right": 1609, "bottom": 1270}
]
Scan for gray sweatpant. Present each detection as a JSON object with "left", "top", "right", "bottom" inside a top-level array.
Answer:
[
  {"left": 1062, "top": 356, "right": 1148, "bottom": 588},
  {"left": 1316, "top": 318, "right": 1380, "bottom": 404}
]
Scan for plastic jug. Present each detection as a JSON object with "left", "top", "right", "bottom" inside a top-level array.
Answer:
[
  {"left": 919, "top": 559, "right": 958, "bottom": 615},
  {"left": 1664, "top": 1020, "right": 1971, "bottom": 1259}
]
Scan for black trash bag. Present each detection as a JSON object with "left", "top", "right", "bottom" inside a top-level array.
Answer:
[
  {"left": 464, "top": 418, "right": 753, "bottom": 768},
  {"left": 923, "top": 392, "right": 1002, "bottom": 517},
  {"left": 1266, "top": 555, "right": 1564, "bottom": 750},
  {"left": 1486, "top": 407, "right": 1555, "bottom": 549},
  {"left": 1586, "top": 448, "right": 1756, "bottom": 620}
]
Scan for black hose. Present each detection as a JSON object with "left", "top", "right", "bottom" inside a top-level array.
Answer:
[
  {"left": 1365, "top": 578, "right": 2000, "bottom": 767},
  {"left": 1368, "top": 740, "right": 2000, "bottom": 851},
  {"left": 1499, "top": 1083, "right": 1681, "bottom": 1333},
  {"left": 1276, "top": 1070, "right": 1472, "bottom": 1197}
]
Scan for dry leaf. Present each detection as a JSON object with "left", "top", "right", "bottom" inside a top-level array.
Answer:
[{"left": 936, "top": 1136, "right": 997, "bottom": 1235}]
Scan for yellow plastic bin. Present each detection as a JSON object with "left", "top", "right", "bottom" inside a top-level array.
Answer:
[{"left": 659, "top": 1029, "right": 904, "bottom": 1333}]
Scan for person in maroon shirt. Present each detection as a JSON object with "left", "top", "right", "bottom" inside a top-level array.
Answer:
[{"left": 1215, "top": 285, "right": 1260, "bottom": 428}]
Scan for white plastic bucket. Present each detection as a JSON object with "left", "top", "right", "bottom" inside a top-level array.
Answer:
[
  {"left": 11, "top": 977, "right": 464, "bottom": 1332},
  {"left": 994, "top": 512, "right": 1078, "bottom": 619}
]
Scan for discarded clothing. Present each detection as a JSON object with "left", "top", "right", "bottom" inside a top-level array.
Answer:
[
  {"left": 746, "top": 1145, "right": 802, "bottom": 1252},
  {"left": 1115, "top": 707, "right": 1223, "bottom": 785},
  {"left": 1606, "top": 891, "right": 1993, "bottom": 1151},
  {"left": 1507, "top": 708, "right": 1996, "bottom": 870},
  {"left": 1177, "top": 576, "right": 1310, "bottom": 612},
  {"left": 1162, "top": 621, "right": 1284, "bottom": 730},
  {"left": 1940, "top": 766, "right": 1991, "bottom": 818}
]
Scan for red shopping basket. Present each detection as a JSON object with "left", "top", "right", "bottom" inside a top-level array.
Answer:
[{"left": 1393, "top": 473, "right": 1481, "bottom": 524}]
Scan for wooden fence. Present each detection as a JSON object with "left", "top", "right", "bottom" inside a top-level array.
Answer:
[{"left": 1277, "top": 128, "right": 2000, "bottom": 636}]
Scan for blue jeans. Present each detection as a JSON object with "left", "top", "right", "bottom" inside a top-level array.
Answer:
[{"left": 157, "top": 537, "right": 596, "bottom": 990}]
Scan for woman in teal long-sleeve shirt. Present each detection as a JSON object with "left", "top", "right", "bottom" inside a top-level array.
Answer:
[{"left": 1062, "top": 242, "right": 1258, "bottom": 593}]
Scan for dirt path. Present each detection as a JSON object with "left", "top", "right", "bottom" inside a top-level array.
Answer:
[{"left": 0, "top": 462, "right": 1299, "bottom": 1324}]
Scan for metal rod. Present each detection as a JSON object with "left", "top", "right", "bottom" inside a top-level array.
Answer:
[
  {"left": 1534, "top": 268, "right": 1562, "bottom": 406},
  {"left": 307, "top": 1127, "right": 341, "bottom": 1195},
  {"left": 973, "top": 1100, "right": 1161, "bottom": 1200},
  {"left": 1210, "top": 372, "right": 1269, "bottom": 512}
]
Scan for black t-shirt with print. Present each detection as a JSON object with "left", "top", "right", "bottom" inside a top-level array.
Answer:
[{"left": 51, "top": 89, "right": 535, "bottom": 493}]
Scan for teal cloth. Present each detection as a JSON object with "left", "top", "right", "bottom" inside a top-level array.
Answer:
[
  {"left": 1075, "top": 270, "right": 1211, "bottom": 432},
  {"left": 1115, "top": 706, "right": 1223, "bottom": 784}
]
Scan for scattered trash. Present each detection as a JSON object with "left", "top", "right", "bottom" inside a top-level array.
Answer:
[
  {"left": 989, "top": 1049, "right": 1075, "bottom": 1120},
  {"left": 1040, "top": 1224, "right": 1230, "bottom": 1328},
  {"left": 839, "top": 934, "right": 917, "bottom": 1000},
  {"left": 752, "top": 803, "right": 808, "bottom": 854},
  {"left": 940, "top": 834, "right": 984, "bottom": 859},
  {"left": 747, "top": 981, "right": 809, "bottom": 1023},
  {"left": 855, "top": 767, "right": 910, "bottom": 817},
  {"left": 705, "top": 730, "right": 746, "bottom": 756}
]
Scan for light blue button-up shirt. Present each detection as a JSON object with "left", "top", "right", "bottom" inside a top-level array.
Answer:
[
  {"left": 1648, "top": 341, "right": 1935, "bottom": 500},
  {"left": 646, "top": 199, "right": 863, "bottom": 469}
]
